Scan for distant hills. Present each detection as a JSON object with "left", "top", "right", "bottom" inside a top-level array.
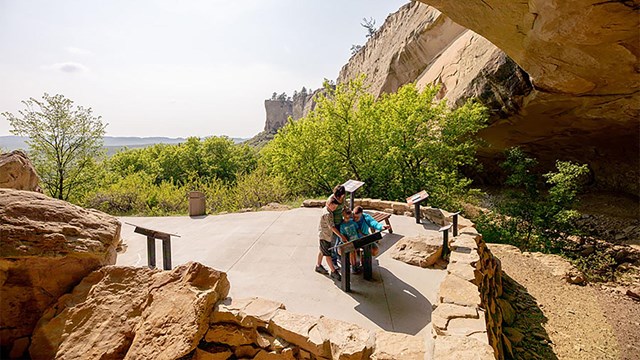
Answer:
[{"left": 0, "top": 135, "right": 248, "bottom": 155}]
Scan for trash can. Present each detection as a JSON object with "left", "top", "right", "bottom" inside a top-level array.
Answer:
[{"left": 188, "top": 191, "right": 206, "bottom": 216}]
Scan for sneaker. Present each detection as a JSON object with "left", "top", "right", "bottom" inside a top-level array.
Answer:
[
  {"left": 351, "top": 265, "right": 362, "bottom": 274},
  {"left": 331, "top": 271, "right": 342, "bottom": 281},
  {"left": 315, "top": 265, "right": 329, "bottom": 275}
]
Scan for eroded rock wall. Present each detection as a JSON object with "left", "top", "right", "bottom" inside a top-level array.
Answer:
[
  {"left": 340, "top": 1, "right": 639, "bottom": 195},
  {"left": 264, "top": 99, "right": 293, "bottom": 134}
]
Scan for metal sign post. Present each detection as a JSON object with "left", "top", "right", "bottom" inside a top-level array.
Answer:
[{"left": 406, "top": 190, "right": 429, "bottom": 224}]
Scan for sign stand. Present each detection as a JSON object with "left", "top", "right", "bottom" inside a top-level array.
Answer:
[
  {"left": 342, "top": 179, "right": 365, "bottom": 210},
  {"left": 406, "top": 190, "right": 429, "bottom": 224}
]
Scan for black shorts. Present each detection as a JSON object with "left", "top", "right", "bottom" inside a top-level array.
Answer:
[{"left": 319, "top": 239, "right": 332, "bottom": 256}]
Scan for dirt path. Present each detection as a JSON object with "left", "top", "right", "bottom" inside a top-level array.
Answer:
[{"left": 490, "top": 244, "right": 640, "bottom": 360}]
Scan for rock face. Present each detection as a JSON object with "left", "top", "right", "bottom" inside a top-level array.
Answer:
[
  {"left": 263, "top": 89, "right": 323, "bottom": 135},
  {"left": 0, "top": 150, "right": 40, "bottom": 192},
  {"left": 340, "top": 1, "right": 640, "bottom": 196},
  {"left": 264, "top": 99, "right": 293, "bottom": 134},
  {"left": 29, "top": 262, "right": 230, "bottom": 360},
  {"left": 0, "top": 189, "right": 121, "bottom": 356}
]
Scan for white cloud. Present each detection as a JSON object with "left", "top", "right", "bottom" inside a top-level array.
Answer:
[
  {"left": 65, "top": 46, "right": 93, "bottom": 56},
  {"left": 44, "top": 62, "right": 90, "bottom": 73}
]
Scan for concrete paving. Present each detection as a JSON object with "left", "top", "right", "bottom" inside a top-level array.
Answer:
[{"left": 117, "top": 208, "right": 446, "bottom": 338}]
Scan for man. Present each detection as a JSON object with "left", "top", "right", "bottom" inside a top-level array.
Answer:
[{"left": 352, "top": 205, "right": 390, "bottom": 256}]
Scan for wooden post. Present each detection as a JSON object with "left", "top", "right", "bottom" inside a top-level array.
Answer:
[
  {"left": 341, "top": 250, "right": 351, "bottom": 292},
  {"left": 146, "top": 236, "right": 156, "bottom": 269},
  {"left": 350, "top": 192, "right": 355, "bottom": 211},
  {"left": 363, "top": 245, "right": 373, "bottom": 280},
  {"left": 414, "top": 203, "right": 421, "bottom": 224}
]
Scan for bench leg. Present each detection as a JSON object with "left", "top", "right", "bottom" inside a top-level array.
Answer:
[
  {"left": 146, "top": 236, "right": 156, "bottom": 269},
  {"left": 341, "top": 250, "right": 351, "bottom": 292},
  {"left": 385, "top": 218, "right": 393, "bottom": 233},
  {"left": 363, "top": 245, "right": 372, "bottom": 280}
]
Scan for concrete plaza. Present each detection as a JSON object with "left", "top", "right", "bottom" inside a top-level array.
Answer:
[{"left": 117, "top": 208, "right": 445, "bottom": 338}]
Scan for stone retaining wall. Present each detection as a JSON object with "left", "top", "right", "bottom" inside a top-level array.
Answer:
[
  {"left": 197, "top": 297, "right": 426, "bottom": 360},
  {"left": 421, "top": 210, "right": 507, "bottom": 360}
]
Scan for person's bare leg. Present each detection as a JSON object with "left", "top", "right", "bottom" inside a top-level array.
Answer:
[
  {"left": 325, "top": 256, "right": 336, "bottom": 272},
  {"left": 317, "top": 252, "right": 324, "bottom": 266}
]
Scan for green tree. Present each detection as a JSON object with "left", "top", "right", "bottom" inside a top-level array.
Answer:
[
  {"left": 262, "top": 76, "right": 488, "bottom": 208},
  {"left": 2, "top": 93, "right": 106, "bottom": 200}
]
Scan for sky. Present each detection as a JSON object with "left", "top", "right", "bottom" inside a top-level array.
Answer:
[{"left": 0, "top": 0, "right": 407, "bottom": 138}]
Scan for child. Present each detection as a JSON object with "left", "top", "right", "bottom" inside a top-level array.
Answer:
[
  {"left": 352, "top": 206, "right": 390, "bottom": 257},
  {"left": 316, "top": 198, "right": 343, "bottom": 281},
  {"left": 339, "top": 208, "right": 364, "bottom": 274}
]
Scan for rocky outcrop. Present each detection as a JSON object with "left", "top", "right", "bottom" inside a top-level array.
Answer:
[
  {"left": 338, "top": 3, "right": 467, "bottom": 97},
  {"left": 340, "top": 1, "right": 640, "bottom": 195},
  {"left": 0, "top": 150, "right": 40, "bottom": 192},
  {"left": 0, "top": 189, "right": 121, "bottom": 356},
  {"left": 30, "top": 262, "right": 230, "bottom": 359},
  {"left": 263, "top": 88, "right": 323, "bottom": 136},
  {"left": 264, "top": 99, "right": 293, "bottom": 134},
  {"left": 417, "top": 0, "right": 639, "bottom": 98}
]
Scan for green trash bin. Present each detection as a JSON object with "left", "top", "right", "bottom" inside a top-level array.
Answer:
[{"left": 188, "top": 191, "right": 206, "bottom": 216}]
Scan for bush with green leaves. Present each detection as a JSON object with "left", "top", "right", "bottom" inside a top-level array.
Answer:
[
  {"left": 476, "top": 148, "right": 589, "bottom": 252},
  {"left": 262, "top": 76, "right": 488, "bottom": 210},
  {"left": 472, "top": 148, "right": 619, "bottom": 280}
]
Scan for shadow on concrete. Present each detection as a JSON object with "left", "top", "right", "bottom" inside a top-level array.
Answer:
[
  {"left": 346, "top": 265, "right": 432, "bottom": 335},
  {"left": 377, "top": 233, "right": 404, "bottom": 256},
  {"left": 188, "top": 215, "right": 208, "bottom": 220},
  {"left": 420, "top": 220, "right": 441, "bottom": 231},
  {"left": 502, "top": 273, "right": 558, "bottom": 360}
]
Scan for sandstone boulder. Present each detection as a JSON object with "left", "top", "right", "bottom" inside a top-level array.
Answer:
[
  {"left": 391, "top": 234, "right": 443, "bottom": 268},
  {"left": 0, "top": 189, "right": 121, "bottom": 355},
  {"left": 0, "top": 150, "right": 40, "bottom": 191},
  {"left": 29, "top": 262, "right": 230, "bottom": 360}
]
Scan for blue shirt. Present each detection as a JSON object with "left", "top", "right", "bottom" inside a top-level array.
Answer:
[
  {"left": 339, "top": 220, "right": 361, "bottom": 242},
  {"left": 354, "top": 213, "right": 384, "bottom": 235}
]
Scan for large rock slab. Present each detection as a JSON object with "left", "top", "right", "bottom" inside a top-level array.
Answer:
[
  {"left": 0, "top": 189, "right": 121, "bottom": 354},
  {"left": 29, "top": 262, "right": 230, "bottom": 360},
  {"left": 391, "top": 234, "right": 443, "bottom": 268},
  {"left": 0, "top": 150, "right": 40, "bottom": 191}
]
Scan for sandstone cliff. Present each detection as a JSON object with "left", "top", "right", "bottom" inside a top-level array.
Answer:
[{"left": 338, "top": 1, "right": 639, "bottom": 195}]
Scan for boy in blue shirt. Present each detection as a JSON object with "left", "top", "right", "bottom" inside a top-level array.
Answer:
[{"left": 339, "top": 208, "right": 364, "bottom": 274}]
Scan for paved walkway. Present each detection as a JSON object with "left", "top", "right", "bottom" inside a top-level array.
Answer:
[{"left": 117, "top": 208, "right": 445, "bottom": 338}]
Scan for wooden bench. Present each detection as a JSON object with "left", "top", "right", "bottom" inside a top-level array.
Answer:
[{"left": 366, "top": 211, "right": 393, "bottom": 234}]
